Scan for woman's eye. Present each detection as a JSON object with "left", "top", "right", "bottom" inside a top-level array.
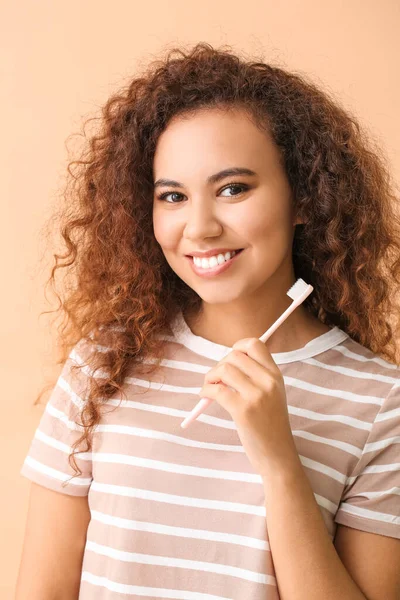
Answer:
[
  {"left": 157, "top": 183, "right": 248, "bottom": 204},
  {"left": 158, "top": 191, "right": 184, "bottom": 203},
  {"left": 220, "top": 184, "right": 248, "bottom": 197}
]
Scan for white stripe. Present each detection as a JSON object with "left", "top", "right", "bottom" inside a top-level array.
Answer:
[
  {"left": 145, "top": 353, "right": 399, "bottom": 384},
  {"left": 328, "top": 345, "right": 399, "bottom": 370},
  {"left": 69, "top": 349, "right": 109, "bottom": 379},
  {"left": 91, "top": 451, "right": 348, "bottom": 488},
  {"left": 361, "top": 463, "right": 400, "bottom": 474},
  {"left": 292, "top": 430, "right": 362, "bottom": 458},
  {"left": 50, "top": 383, "right": 253, "bottom": 433},
  {"left": 90, "top": 509, "right": 270, "bottom": 551},
  {"left": 147, "top": 357, "right": 210, "bottom": 374},
  {"left": 21, "top": 456, "right": 92, "bottom": 486},
  {"left": 299, "top": 455, "right": 347, "bottom": 484},
  {"left": 56, "top": 375, "right": 86, "bottom": 412},
  {"left": 346, "top": 475, "right": 357, "bottom": 486},
  {"left": 364, "top": 436, "right": 400, "bottom": 453},
  {"left": 122, "top": 369, "right": 385, "bottom": 408},
  {"left": 90, "top": 396, "right": 373, "bottom": 433},
  {"left": 81, "top": 570, "right": 272, "bottom": 599},
  {"left": 376, "top": 407, "right": 400, "bottom": 422},
  {"left": 93, "top": 422, "right": 362, "bottom": 461},
  {"left": 90, "top": 481, "right": 336, "bottom": 517},
  {"left": 76, "top": 346, "right": 400, "bottom": 398},
  {"left": 95, "top": 423, "right": 244, "bottom": 451},
  {"left": 85, "top": 540, "right": 275, "bottom": 586},
  {"left": 345, "top": 486, "right": 400, "bottom": 499},
  {"left": 33, "top": 428, "right": 92, "bottom": 459},
  {"left": 288, "top": 405, "right": 372, "bottom": 431},
  {"left": 45, "top": 399, "right": 85, "bottom": 432},
  {"left": 284, "top": 376, "right": 384, "bottom": 406},
  {"left": 123, "top": 374, "right": 211, "bottom": 394},
  {"left": 91, "top": 479, "right": 265, "bottom": 515},
  {"left": 337, "top": 502, "right": 400, "bottom": 525},
  {"left": 34, "top": 427, "right": 91, "bottom": 457},
  {"left": 93, "top": 452, "right": 261, "bottom": 483},
  {"left": 302, "top": 357, "right": 399, "bottom": 384},
  {"left": 96, "top": 396, "right": 239, "bottom": 429},
  {"left": 314, "top": 493, "right": 338, "bottom": 514}
]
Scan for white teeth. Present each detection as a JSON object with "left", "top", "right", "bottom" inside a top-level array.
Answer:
[{"left": 193, "top": 250, "right": 237, "bottom": 269}]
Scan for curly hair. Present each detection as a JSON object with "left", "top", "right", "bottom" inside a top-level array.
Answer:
[{"left": 36, "top": 42, "right": 400, "bottom": 487}]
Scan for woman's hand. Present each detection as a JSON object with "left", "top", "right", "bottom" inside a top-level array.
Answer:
[{"left": 199, "top": 337, "right": 300, "bottom": 478}]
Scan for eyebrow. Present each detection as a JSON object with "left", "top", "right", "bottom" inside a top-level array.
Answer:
[{"left": 153, "top": 167, "right": 258, "bottom": 189}]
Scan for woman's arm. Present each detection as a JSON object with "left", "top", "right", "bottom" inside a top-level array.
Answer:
[
  {"left": 262, "top": 452, "right": 400, "bottom": 600},
  {"left": 15, "top": 482, "right": 90, "bottom": 600}
]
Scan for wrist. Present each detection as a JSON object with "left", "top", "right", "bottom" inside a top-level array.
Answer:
[{"left": 260, "top": 445, "right": 303, "bottom": 485}]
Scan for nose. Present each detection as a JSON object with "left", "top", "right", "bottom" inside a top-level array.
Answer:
[{"left": 182, "top": 197, "right": 222, "bottom": 241}]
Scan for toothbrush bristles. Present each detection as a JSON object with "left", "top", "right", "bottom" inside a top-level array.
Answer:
[{"left": 287, "top": 278, "right": 313, "bottom": 300}]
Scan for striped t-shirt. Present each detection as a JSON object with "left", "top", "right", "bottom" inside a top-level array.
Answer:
[{"left": 20, "top": 311, "right": 400, "bottom": 600}]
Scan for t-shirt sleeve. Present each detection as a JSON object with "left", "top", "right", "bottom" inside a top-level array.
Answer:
[
  {"left": 20, "top": 339, "right": 95, "bottom": 496},
  {"left": 334, "top": 379, "right": 400, "bottom": 539}
]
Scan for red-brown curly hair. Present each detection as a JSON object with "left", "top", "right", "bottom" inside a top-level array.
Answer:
[{"left": 36, "top": 42, "right": 400, "bottom": 487}]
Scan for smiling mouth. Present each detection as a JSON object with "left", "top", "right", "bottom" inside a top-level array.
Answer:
[
  {"left": 190, "top": 248, "right": 243, "bottom": 263},
  {"left": 186, "top": 248, "right": 245, "bottom": 274}
]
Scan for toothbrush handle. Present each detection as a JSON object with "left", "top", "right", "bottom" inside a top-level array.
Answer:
[
  {"left": 180, "top": 397, "right": 212, "bottom": 429},
  {"left": 259, "top": 296, "right": 303, "bottom": 343}
]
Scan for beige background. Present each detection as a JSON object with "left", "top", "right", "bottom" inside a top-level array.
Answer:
[{"left": 3, "top": 0, "right": 399, "bottom": 596}]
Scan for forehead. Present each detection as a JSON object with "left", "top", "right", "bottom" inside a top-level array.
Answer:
[{"left": 153, "top": 108, "right": 279, "bottom": 180}]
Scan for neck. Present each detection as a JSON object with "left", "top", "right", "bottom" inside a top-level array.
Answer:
[{"left": 183, "top": 303, "right": 330, "bottom": 353}]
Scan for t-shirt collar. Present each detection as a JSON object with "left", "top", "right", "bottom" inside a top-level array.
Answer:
[{"left": 170, "top": 311, "right": 349, "bottom": 364}]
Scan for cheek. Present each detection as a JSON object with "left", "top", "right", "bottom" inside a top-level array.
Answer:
[
  {"left": 236, "top": 210, "right": 275, "bottom": 240},
  {"left": 239, "top": 197, "right": 291, "bottom": 240},
  {"left": 152, "top": 214, "right": 178, "bottom": 250},
  {"left": 238, "top": 204, "right": 293, "bottom": 268}
]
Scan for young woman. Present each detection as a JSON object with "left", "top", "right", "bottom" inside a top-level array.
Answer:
[{"left": 17, "top": 43, "right": 400, "bottom": 600}]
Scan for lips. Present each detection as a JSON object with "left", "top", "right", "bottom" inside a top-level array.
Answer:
[
  {"left": 187, "top": 249, "right": 243, "bottom": 259},
  {"left": 186, "top": 248, "right": 245, "bottom": 278}
]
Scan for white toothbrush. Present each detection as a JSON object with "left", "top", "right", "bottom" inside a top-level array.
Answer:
[{"left": 180, "top": 278, "right": 314, "bottom": 429}]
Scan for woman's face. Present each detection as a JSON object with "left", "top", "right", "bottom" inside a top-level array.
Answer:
[{"left": 152, "top": 107, "right": 300, "bottom": 308}]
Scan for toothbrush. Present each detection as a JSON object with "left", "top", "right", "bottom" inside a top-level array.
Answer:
[{"left": 180, "top": 278, "right": 314, "bottom": 429}]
